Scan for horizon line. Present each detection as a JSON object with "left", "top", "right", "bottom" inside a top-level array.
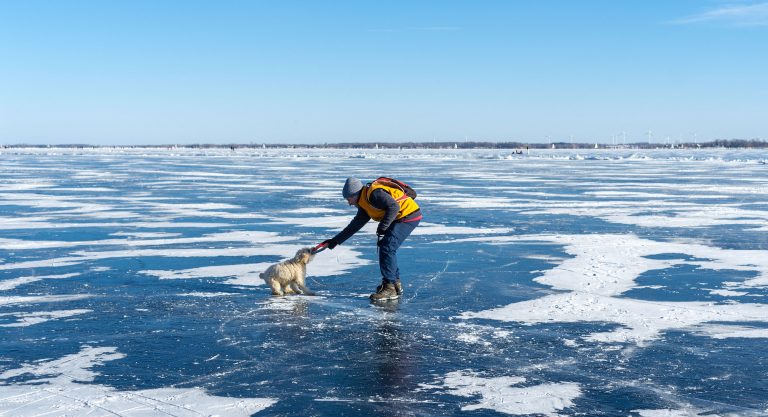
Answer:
[{"left": 2, "top": 139, "right": 766, "bottom": 149}]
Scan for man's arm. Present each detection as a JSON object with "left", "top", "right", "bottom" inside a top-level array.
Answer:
[{"left": 332, "top": 208, "right": 371, "bottom": 245}]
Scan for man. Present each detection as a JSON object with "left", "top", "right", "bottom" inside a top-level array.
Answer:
[{"left": 322, "top": 177, "right": 422, "bottom": 301}]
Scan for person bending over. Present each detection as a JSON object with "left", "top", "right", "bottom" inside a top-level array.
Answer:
[{"left": 322, "top": 177, "right": 422, "bottom": 301}]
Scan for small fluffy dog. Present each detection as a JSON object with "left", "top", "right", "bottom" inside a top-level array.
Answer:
[{"left": 259, "top": 247, "right": 316, "bottom": 296}]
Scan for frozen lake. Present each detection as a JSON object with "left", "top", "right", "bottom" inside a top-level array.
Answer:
[{"left": 1, "top": 147, "right": 767, "bottom": 416}]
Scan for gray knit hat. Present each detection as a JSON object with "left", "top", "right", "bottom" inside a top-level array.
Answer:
[{"left": 342, "top": 177, "right": 363, "bottom": 199}]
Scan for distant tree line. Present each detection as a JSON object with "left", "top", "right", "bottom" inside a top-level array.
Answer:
[
  {"left": 306, "top": 139, "right": 768, "bottom": 149},
  {"left": 2, "top": 139, "right": 767, "bottom": 149}
]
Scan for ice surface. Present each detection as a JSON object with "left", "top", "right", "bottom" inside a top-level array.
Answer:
[
  {"left": 0, "top": 346, "right": 276, "bottom": 416},
  {"left": 1, "top": 147, "right": 767, "bottom": 416}
]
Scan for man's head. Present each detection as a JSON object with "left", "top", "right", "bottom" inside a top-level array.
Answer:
[{"left": 342, "top": 177, "right": 363, "bottom": 206}]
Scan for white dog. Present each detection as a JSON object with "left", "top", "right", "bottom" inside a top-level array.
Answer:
[{"left": 259, "top": 247, "right": 316, "bottom": 296}]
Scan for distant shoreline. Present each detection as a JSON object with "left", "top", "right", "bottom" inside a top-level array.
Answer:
[{"left": 2, "top": 139, "right": 767, "bottom": 150}]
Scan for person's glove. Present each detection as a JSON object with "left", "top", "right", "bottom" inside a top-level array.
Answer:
[
  {"left": 322, "top": 239, "right": 338, "bottom": 250},
  {"left": 376, "top": 227, "right": 386, "bottom": 246}
]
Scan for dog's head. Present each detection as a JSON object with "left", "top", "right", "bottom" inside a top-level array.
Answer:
[{"left": 293, "top": 247, "right": 315, "bottom": 264}]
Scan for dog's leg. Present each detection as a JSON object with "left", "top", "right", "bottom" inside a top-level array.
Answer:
[
  {"left": 282, "top": 283, "right": 296, "bottom": 295},
  {"left": 290, "top": 282, "right": 314, "bottom": 296},
  {"left": 268, "top": 280, "right": 284, "bottom": 296},
  {"left": 296, "top": 283, "right": 315, "bottom": 296},
  {"left": 294, "top": 274, "right": 315, "bottom": 296}
]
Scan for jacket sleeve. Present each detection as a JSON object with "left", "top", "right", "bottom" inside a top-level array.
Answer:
[
  {"left": 368, "top": 188, "right": 399, "bottom": 234},
  {"left": 332, "top": 207, "right": 371, "bottom": 244}
]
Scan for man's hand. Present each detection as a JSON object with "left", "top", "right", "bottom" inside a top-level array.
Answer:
[{"left": 322, "top": 239, "right": 339, "bottom": 250}]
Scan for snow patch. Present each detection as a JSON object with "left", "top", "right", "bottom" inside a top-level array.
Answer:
[
  {"left": 138, "top": 245, "right": 369, "bottom": 287},
  {"left": 0, "top": 273, "right": 80, "bottom": 291},
  {"left": 458, "top": 233, "right": 768, "bottom": 346},
  {"left": 0, "top": 309, "right": 92, "bottom": 327},
  {"left": 414, "top": 222, "right": 512, "bottom": 235},
  {"left": 178, "top": 292, "right": 239, "bottom": 298},
  {"left": 0, "top": 346, "right": 276, "bottom": 416},
  {"left": 0, "top": 294, "right": 92, "bottom": 306},
  {"left": 693, "top": 324, "right": 768, "bottom": 339},
  {"left": 421, "top": 370, "right": 580, "bottom": 416}
]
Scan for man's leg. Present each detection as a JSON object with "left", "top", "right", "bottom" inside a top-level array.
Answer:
[{"left": 378, "top": 220, "right": 418, "bottom": 285}]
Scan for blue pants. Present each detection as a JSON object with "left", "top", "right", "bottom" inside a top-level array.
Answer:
[{"left": 378, "top": 219, "right": 419, "bottom": 284}]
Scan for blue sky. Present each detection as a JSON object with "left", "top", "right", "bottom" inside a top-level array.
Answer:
[{"left": 1, "top": 1, "right": 766, "bottom": 145}]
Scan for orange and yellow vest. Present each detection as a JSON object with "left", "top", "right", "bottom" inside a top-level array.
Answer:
[{"left": 358, "top": 182, "right": 420, "bottom": 222}]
